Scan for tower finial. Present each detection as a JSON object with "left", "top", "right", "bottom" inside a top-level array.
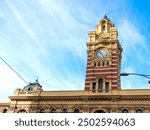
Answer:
[
  {"left": 104, "top": 14, "right": 107, "bottom": 19},
  {"left": 36, "top": 77, "right": 38, "bottom": 82}
]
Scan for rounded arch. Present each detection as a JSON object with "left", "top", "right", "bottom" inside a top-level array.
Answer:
[
  {"left": 17, "top": 109, "right": 27, "bottom": 113},
  {"left": 94, "top": 110, "right": 106, "bottom": 113},
  {"left": 62, "top": 108, "right": 68, "bottom": 113},
  {"left": 50, "top": 108, "right": 57, "bottom": 113},
  {"left": 74, "top": 109, "right": 80, "bottom": 113},
  {"left": 40, "top": 108, "right": 45, "bottom": 113},
  {"left": 136, "top": 109, "right": 143, "bottom": 113},
  {"left": 3, "top": 108, "right": 7, "bottom": 113},
  {"left": 102, "top": 25, "right": 106, "bottom": 31},
  {"left": 122, "top": 109, "right": 129, "bottom": 113}
]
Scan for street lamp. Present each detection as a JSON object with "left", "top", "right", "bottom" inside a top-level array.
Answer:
[{"left": 120, "top": 72, "right": 150, "bottom": 84}]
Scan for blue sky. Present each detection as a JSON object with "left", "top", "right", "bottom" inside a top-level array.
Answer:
[{"left": 0, "top": 0, "right": 150, "bottom": 101}]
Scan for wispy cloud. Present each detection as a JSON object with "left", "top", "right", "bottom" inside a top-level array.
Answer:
[
  {"left": 118, "top": 19, "right": 149, "bottom": 53},
  {"left": 118, "top": 19, "right": 150, "bottom": 88},
  {"left": 0, "top": 0, "right": 150, "bottom": 101},
  {"left": 0, "top": 62, "right": 26, "bottom": 101},
  {"left": 6, "top": 0, "right": 46, "bottom": 56},
  {"left": 0, "top": 0, "right": 90, "bottom": 101}
]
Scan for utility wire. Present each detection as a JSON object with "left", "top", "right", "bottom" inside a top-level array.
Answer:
[
  {"left": 0, "top": 56, "right": 58, "bottom": 113},
  {"left": 0, "top": 56, "right": 48, "bottom": 112},
  {"left": 0, "top": 56, "right": 28, "bottom": 85}
]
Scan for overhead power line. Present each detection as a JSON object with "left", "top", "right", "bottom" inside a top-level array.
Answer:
[
  {"left": 0, "top": 56, "right": 52, "bottom": 113},
  {"left": 0, "top": 56, "right": 28, "bottom": 85}
]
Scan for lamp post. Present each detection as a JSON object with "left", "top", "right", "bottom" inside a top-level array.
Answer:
[{"left": 120, "top": 72, "right": 150, "bottom": 84}]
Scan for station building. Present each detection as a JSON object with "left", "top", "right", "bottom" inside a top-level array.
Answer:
[{"left": 1, "top": 15, "right": 150, "bottom": 113}]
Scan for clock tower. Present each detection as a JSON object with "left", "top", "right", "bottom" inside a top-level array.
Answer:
[{"left": 84, "top": 15, "right": 122, "bottom": 92}]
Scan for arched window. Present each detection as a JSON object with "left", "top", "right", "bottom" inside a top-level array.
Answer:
[
  {"left": 50, "top": 108, "right": 56, "bottom": 113},
  {"left": 17, "top": 109, "right": 27, "bottom": 113},
  {"left": 102, "top": 25, "right": 106, "bottom": 31},
  {"left": 92, "top": 82, "right": 96, "bottom": 92},
  {"left": 122, "top": 109, "right": 128, "bottom": 113},
  {"left": 74, "top": 109, "right": 80, "bottom": 113},
  {"left": 3, "top": 109, "right": 7, "bottom": 113},
  {"left": 136, "top": 109, "right": 143, "bottom": 113},
  {"left": 94, "top": 110, "right": 105, "bottom": 113},
  {"left": 62, "top": 108, "right": 68, "bottom": 113},
  {"left": 105, "top": 82, "right": 109, "bottom": 92},
  {"left": 40, "top": 108, "right": 45, "bottom": 113},
  {"left": 98, "top": 79, "right": 103, "bottom": 91}
]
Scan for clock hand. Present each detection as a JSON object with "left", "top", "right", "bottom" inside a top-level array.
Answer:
[{"left": 100, "top": 52, "right": 105, "bottom": 58}]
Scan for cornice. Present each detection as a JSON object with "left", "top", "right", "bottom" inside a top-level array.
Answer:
[{"left": 9, "top": 95, "right": 150, "bottom": 101}]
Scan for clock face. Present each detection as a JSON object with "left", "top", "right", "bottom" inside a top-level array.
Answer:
[{"left": 96, "top": 48, "right": 109, "bottom": 60}]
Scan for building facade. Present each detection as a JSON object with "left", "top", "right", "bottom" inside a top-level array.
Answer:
[{"left": 1, "top": 15, "right": 150, "bottom": 113}]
